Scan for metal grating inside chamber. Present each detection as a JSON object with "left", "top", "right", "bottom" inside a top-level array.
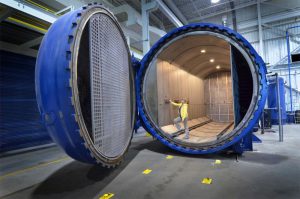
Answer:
[{"left": 89, "top": 13, "right": 132, "bottom": 158}]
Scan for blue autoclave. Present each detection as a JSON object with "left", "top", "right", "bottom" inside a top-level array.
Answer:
[
  {"left": 267, "top": 76, "right": 287, "bottom": 124},
  {"left": 35, "top": 4, "right": 267, "bottom": 166}
]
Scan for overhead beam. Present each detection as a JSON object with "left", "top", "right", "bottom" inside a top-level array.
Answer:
[
  {"left": 238, "top": 8, "right": 300, "bottom": 30},
  {"left": 55, "top": 5, "right": 74, "bottom": 15},
  {"left": 0, "top": 6, "right": 12, "bottom": 22},
  {"left": 156, "top": 0, "right": 183, "bottom": 27},
  {"left": 257, "top": 0, "right": 265, "bottom": 60},
  {"left": 261, "top": 1, "right": 296, "bottom": 11},
  {"left": 0, "top": 0, "right": 57, "bottom": 23},
  {"left": 190, "top": 0, "right": 263, "bottom": 22},
  {"left": 53, "top": 0, "right": 85, "bottom": 10},
  {"left": 0, "top": 41, "right": 38, "bottom": 57},
  {"left": 55, "top": 0, "right": 165, "bottom": 52},
  {"left": 6, "top": 17, "right": 47, "bottom": 34},
  {"left": 149, "top": 26, "right": 166, "bottom": 37},
  {"left": 163, "top": 0, "right": 188, "bottom": 25},
  {"left": 262, "top": 24, "right": 300, "bottom": 45},
  {"left": 1, "top": 0, "right": 160, "bottom": 57},
  {"left": 142, "top": 0, "right": 158, "bottom": 54},
  {"left": 113, "top": 4, "right": 139, "bottom": 27},
  {"left": 111, "top": 4, "right": 166, "bottom": 37},
  {"left": 20, "top": 36, "right": 43, "bottom": 48}
]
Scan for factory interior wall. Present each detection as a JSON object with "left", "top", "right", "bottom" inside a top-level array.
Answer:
[
  {"left": 0, "top": 51, "right": 52, "bottom": 153},
  {"left": 155, "top": 60, "right": 234, "bottom": 127},
  {"left": 204, "top": 71, "right": 234, "bottom": 122},
  {"left": 156, "top": 59, "right": 205, "bottom": 126}
]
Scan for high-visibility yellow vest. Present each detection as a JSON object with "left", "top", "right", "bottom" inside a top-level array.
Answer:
[{"left": 170, "top": 101, "right": 188, "bottom": 120}]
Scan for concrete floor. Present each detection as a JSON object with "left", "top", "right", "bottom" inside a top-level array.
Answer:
[{"left": 0, "top": 125, "right": 300, "bottom": 199}]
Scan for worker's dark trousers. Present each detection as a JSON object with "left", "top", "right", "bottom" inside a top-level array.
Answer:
[{"left": 174, "top": 117, "right": 189, "bottom": 139}]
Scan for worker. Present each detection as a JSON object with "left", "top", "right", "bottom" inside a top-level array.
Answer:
[{"left": 168, "top": 99, "right": 189, "bottom": 139}]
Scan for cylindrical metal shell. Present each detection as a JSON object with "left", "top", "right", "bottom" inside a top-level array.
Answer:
[{"left": 136, "top": 23, "right": 268, "bottom": 154}]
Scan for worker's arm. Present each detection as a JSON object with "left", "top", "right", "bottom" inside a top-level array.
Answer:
[{"left": 169, "top": 100, "right": 181, "bottom": 107}]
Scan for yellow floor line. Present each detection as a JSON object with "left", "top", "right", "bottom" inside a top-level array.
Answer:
[{"left": 0, "top": 156, "right": 71, "bottom": 181}]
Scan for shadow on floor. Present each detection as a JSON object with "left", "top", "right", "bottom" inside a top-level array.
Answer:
[
  {"left": 29, "top": 136, "right": 286, "bottom": 198},
  {"left": 239, "top": 152, "right": 289, "bottom": 165},
  {"left": 31, "top": 137, "right": 235, "bottom": 197},
  {"left": 32, "top": 141, "right": 143, "bottom": 198},
  {"left": 132, "top": 138, "right": 239, "bottom": 160},
  {"left": 133, "top": 137, "right": 289, "bottom": 165}
]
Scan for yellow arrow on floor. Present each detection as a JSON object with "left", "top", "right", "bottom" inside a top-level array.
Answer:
[
  {"left": 143, "top": 169, "right": 152, "bottom": 174},
  {"left": 146, "top": 132, "right": 152, "bottom": 137},
  {"left": 99, "top": 193, "right": 114, "bottom": 199},
  {"left": 202, "top": 177, "right": 213, "bottom": 184},
  {"left": 166, "top": 155, "right": 174, "bottom": 159},
  {"left": 215, "top": 159, "right": 222, "bottom": 164}
]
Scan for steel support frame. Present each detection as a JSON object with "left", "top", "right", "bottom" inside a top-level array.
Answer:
[
  {"left": 163, "top": 0, "right": 188, "bottom": 25},
  {"left": 257, "top": 0, "right": 265, "bottom": 60},
  {"left": 0, "top": 41, "right": 37, "bottom": 57},
  {"left": 286, "top": 25, "right": 300, "bottom": 112},
  {"left": 20, "top": 36, "right": 43, "bottom": 49},
  {"left": 156, "top": 0, "right": 184, "bottom": 27},
  {"left": 266, "top": 73, "right": 284, "bottom": 140},
  {"left": 1, "top": 0, "right": 148, "bottom": 59},
  {"left": 55, "top": 0, "right": 164, "bottom": 59},
  {"left": 190, "top": 0, "right": 265, "bottom": 23},
  {"left": 141, "top": 0, "right": 158, "bottom": 55},
  {"left": 55, "top": 5, "right": 74, "bottom": 15},
  {"left": 0, "top": 0, "right": 57, "bottom": 23},
  {"left": 275, "top": 73, "right": 283, "bottom": 142},
  {"left": 262, "top": 24, "right": 300, "bottom": 45},
  {"left": 0, "top": 6, "right": 12, "bottom": 22},
  {"left": 238, "top": 8, "right": 300, "bottom": 30}
]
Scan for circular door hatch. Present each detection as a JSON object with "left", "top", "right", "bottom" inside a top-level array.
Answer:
[
  {"left": 136, "top": 24, "right": 267, "bottom": 154},
  {"left": 35, "top": 4, "right": 135, "bottom": 166}
]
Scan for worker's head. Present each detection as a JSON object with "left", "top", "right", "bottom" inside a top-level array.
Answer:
[{"left": 181, "top": 99, "right": 189, "bottom": 104}]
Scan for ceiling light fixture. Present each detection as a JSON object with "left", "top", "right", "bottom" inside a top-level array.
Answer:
[
  {"left": 211, "top": 0, "right": 220, "bottom": 3},
  {"left": 210, "top": 59, "right": 215, "bottom": 63},
  {"left": 216, "top": 65, "right": 221, "bottom": 69},
  {"left": 201, "top": 49, "right": 206, "bottom": 53}
]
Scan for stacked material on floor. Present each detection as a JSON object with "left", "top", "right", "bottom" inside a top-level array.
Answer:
[{"left": 161, "top": 116, "right": 234, "bottom": 143}]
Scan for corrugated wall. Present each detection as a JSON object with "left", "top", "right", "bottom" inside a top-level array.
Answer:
[
  {"left": 0, "top": 51, "right": 52, "bottom": 153},
  {"left": 204, "top": 72, "right": 234, "bottom": 122},
  {"left": 156, "top": 59, "right": 205, "bottom": 126},
  {"left": 200, "top": 2, "right": 300, "bottom": 67},
  {"left": 241, "top": 20, "right": 300, "bottom": 66}
]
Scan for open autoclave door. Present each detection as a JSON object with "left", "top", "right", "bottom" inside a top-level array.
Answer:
[{"left": 35, "top": 4, "right": 267, "bottom": 166}]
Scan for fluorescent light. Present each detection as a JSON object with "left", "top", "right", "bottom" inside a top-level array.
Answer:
[
  {"left": 209, "top": 59, "right": 215, "bottom": 63},
  {"left": 211, "top": 0, "right": 220, "bottom": 3},
  {"left": 216, "top": 65, "right": 221, "bottom": 69},
  {"left": 200, "top": 49, "right": 206, "bottom": 53}
]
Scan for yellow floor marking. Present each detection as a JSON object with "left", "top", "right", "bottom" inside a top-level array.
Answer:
[
  {"left": 166, "top": 155, "right": 174, "bottom": 159},
  {"left": 145, "top": 132, "right": 152, "bottom": 137},
  {"left": 202, "top": 177, "right": 213, "bottom": 184},
  {"left": 142, "top": 169, "right": 152, "bottom": 175},
  {"left": 99, "top": 193, "right": 114, "bottom": 199},
  {"left": 215, "top": 159, "right": 222, "bottom": 164},
  {"left": 0, "top": 156, "right": 70, "bottom": 181}
]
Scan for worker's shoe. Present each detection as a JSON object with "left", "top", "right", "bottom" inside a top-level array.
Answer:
[
  {"left": 174, "top": 124, "right": 181, "bottom": 131},
  {"left": 183, "top": 135, "right": 189, "bottom": 139}
]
